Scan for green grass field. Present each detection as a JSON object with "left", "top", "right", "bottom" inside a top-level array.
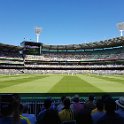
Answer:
[{"left": 0, "top": 74, "right": 124, "bottom": 93}]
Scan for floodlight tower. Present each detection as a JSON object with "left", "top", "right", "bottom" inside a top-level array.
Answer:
[
  {"left": 117, "top": 22, "right": 124, "bottom": 36},
  {"left": 35, "top": 26, "right": 42, "bottom": 42}
]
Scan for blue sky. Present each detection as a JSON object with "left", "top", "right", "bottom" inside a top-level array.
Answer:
[{"left": 0, "top": 0, "right": 124, "bottom": 46}]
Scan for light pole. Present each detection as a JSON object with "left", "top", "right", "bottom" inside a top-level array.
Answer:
[
  {"left": 35, "top": 26, "right": 42, "bottom": 43},
  {"left": 117, "top": 22, "right": 124, "bottom": 36}
]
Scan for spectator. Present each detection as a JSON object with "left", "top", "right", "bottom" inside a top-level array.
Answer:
[
  {"left": 70, "top": 94, "right": 84, "bottom": 118},
  {"left": 57, "top": 96, "right": 66, "bottom": 112},
  {"left": 0, "top": 94, "right": 29, "bottom": 124},
  {"left": 76, "top": 109, "right": 93, "bottom": 124},
  {"left": 59, "top": 97, "right": 74, "bottom": 122},
  {"left": 115, "top": 97, "right": 124, "bottom": 118},
  {"left": 37, "top": 97, "right": 60, "bottom": 124},
  {"left": 84, "top": 95, "right": 96, "bottom": 113},
  {"left": 97, "top": 97, "right": 124, "bottom": 124},
  {"left": 91, "top": 99, "right": 105, "bottom": 124}
]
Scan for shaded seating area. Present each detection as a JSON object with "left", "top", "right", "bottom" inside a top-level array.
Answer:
[{"left": 0, "top": 93, "right": 124, "bottom": 124}]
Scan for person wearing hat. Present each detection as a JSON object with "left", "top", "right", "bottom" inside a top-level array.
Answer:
[
  {"left": 97, "top": 97, "right": 124, "bottom": 124},
  {"left": 115, "top": 97, "right": 124, "bottom": 118}
]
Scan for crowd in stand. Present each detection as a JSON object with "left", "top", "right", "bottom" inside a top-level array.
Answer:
[
  {"left": 0, "top": 69, "right": 124, "bottom": 75},
  {"left": 0, "top": 50, "right": 24, "bottom": 66},
  {"left": 0, "top": 46, "right": 124, "bottom": 75},
  {"left": 25, "top": 63, "right": 124, "bottom": 68},
  {"left": 0, "top": 51, "right": 23, "bottom": 59},
  {"left": 25, "top": 51, "right": 124, "bottom": 61},
  {"left": 23, "top": 69, "right": 124, "bottom": 75},
  {"left": 25, "top": 46, "right": 124, "bottom": 61},
  {"left": 1, "top": 94, "right": 124, "bottom": 124},
  {"left": 0, "top": 69, "right": 23, "bottom": 75}
]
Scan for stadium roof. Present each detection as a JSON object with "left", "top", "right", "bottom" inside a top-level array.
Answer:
[
  {"left": 0, "top": 43, "right": 23, "bottom": 52},
  {"left": 0, "top": 36, "right": 124, "bottom": 50},
  {"left": 42, "top": 37, "right": 124, "bottom": 50}
]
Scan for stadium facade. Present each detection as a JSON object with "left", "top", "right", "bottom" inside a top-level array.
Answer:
[{"left": 0, "top": 37, "right": 124, "bottom": 74}]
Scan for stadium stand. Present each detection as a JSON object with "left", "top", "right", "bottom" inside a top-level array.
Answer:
[{"left": 0, "top": 36, "right": 124, "bottom": 75}]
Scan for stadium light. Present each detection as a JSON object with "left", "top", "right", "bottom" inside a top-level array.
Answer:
[
  {"left": 117, "top": 22, "right": 124, "bottom": 36},
  {"left": 35, "top": 26, "right": 42, "bottom": 43}
]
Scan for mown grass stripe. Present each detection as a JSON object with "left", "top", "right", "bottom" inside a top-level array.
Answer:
[
  {"left": 49, "top": 75, "right": 102, "bottom": 93},
  {"left": 0, "top": 74, "right": 37, "bottom": 77},
  {"left": 0, "top": 74, "right": 124, "bottom": 93},
  {"left": 78, "top": 74, "right": 124, "bottom": 92},
  {"left": 0, "top": 75, "right": 48, "bottom": 89},
  {"left": 0, "top": 74, "right": 26, "bottom": 79},
  {"left": 99, "top": 75, "right": 124, "bottom": 80},
  {"left": 0, "top": 74, "right": 36, "bottom": 82},
  {"left": 0, "top": 75, "right": 63, "bottom": 93},
  {"left": 0, "top": 74, "right": 49, "bottom": 80},
  {"left": 89, "top": 74, "right": 124, "bottom": 85},
  {"left": 111, "top": 75, "right": 124, "bottom": 79}
]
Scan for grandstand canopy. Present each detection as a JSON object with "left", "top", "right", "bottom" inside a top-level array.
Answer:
[
  {"left": 42, "top": 37, "right": 124, "bottom": 50},
  {"left": 0, "top": 37, "right": 124, "bottom": 51},
  {"left": 0, "top": 43, "right": 23, "bottom": 52}
]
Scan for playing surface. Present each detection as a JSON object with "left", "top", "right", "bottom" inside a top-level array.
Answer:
[{"left": 0, "top": 74, "right": 124, "bottom": 93}]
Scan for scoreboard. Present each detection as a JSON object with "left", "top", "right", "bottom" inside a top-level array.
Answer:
[{"left": 21, "top": 41, "right": 41, "bottom": 55}]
